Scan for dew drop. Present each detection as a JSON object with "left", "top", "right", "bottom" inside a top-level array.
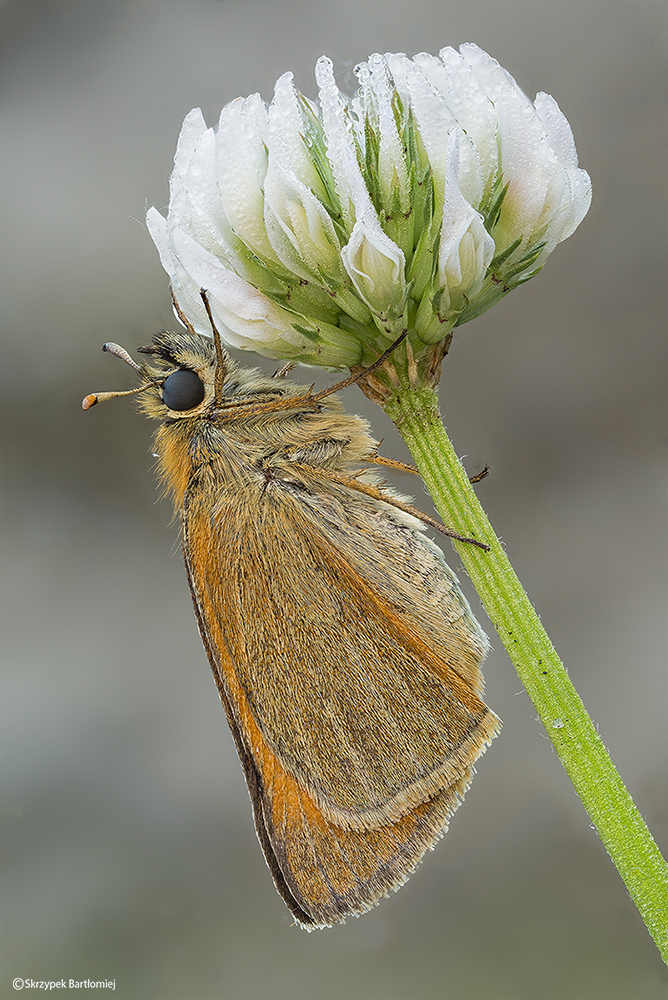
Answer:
[{"left": 354, "top": 62, "right": 371, "bottom": 84}]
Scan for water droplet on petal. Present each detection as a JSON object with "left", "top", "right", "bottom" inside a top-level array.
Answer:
[{"left": 354, "top": 61, "right": 371, "bottom": 84}]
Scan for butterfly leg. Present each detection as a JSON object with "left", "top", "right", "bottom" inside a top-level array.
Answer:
[
  {"left": 289, "top": 462, "right": 489, "bottom": 550},
  {"left": 365, "top": 452, "right": 491, "bottom": 485}
]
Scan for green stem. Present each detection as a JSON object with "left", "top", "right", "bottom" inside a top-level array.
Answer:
[{"left": 384, "top": 384, "right": 668, "bottom": 963}]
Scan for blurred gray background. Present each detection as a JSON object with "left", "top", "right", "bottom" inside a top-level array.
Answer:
[{"left": 1, "top": 2, "right": 666, "bottom": 998}]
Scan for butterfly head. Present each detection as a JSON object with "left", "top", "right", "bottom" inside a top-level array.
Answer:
[{"left": 82, "top": 329, "right": 235, "bottom": 423}]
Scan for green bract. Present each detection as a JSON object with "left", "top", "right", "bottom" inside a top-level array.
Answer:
[{"left": 148, "top": 44, "right": 591, "bottom": 368}]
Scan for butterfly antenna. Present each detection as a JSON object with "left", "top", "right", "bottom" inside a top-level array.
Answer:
[
  {"left": 199, "top": 289, "right": 225, "bottom": 406},
  {"left": 82, "top": 343, "right": 155, "bottom": 410}
]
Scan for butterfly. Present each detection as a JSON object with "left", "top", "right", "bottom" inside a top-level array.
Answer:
[{"left": 83, "top": 291, "right": 500, "bottom": 929}]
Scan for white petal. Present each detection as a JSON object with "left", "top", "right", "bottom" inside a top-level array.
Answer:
[
  {"left": 383, "top": 52, "right": 410, "bottom": 96},
  {"left": 401, "top": 62, "right": 457, "bottom": 199},
  {"left": 315, "top": 56, "right": 359, "bottom": 231},
  {"left": 318, "top": 55, "right": 389, "bottom": 234},
  {"left": 263, "top": 159, "right": 344, "bottom": 280},
  {"left": 171, "top": 108, "right": 208, "bottom": 186},
  {"left": 432, "top": 48, "right": 500, "bottom": 192},
  {"left": 147, "top": 209, "right": 214, "bottom": 335},
  {"left": 556, "top": 167, "right": 592, "bottom": 241},
  {"left": 534, "top": 92, "right": 579, "bottom": 168},
  {"left": 439, "top": 134, "right": 495, "bottom": 305},
  {"left": 460, "top": 43, "right": 560, "bottom": 252},
  {"left": 269, "top": 72, "right": 324, "bottom": 198},
  {"left": 214, "top": 96, "right": 278, "bottom": 263},
  {"left": 366, "top": 53, "right": 410, "bottom": 209},
  {"left": 177, "top": 125, "right": 240, "bottom": 265},
  {"left": 146, "top": 206, "right": 175, "bottom": 277},
  {"left": 534, "top": 92, "right": 592, "bottom": 241},
  {"left": 168, "top": 108, "right": 209, "bottom": 231},
  {"left": 341, "top": 211, "right": 406, "bottom": 317}
]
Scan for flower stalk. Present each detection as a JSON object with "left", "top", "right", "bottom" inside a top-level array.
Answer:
[{"left": 383, "top": 382, "right": 668, "bottom": 964}]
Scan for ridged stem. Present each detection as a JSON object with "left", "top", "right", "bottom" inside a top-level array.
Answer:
[{"left": 383, "top": 384, "right": 668, "bottom": 963}]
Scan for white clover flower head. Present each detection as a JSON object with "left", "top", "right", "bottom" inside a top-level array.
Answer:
[{"left": 147, "top": 43, "right": 591, "bottom": 369}]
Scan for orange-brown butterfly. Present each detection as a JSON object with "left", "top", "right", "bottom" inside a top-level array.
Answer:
[{"left": 83, "top": 292, "right": 500, "bottom": 929}]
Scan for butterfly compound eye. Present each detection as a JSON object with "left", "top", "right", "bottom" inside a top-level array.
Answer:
[{"left": 162, "top": 369, "right": 205, "bottom": 411}]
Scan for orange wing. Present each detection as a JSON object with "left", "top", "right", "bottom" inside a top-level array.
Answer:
[{"left": 182, "top": 475, "right": 500, "bottom": 928}]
